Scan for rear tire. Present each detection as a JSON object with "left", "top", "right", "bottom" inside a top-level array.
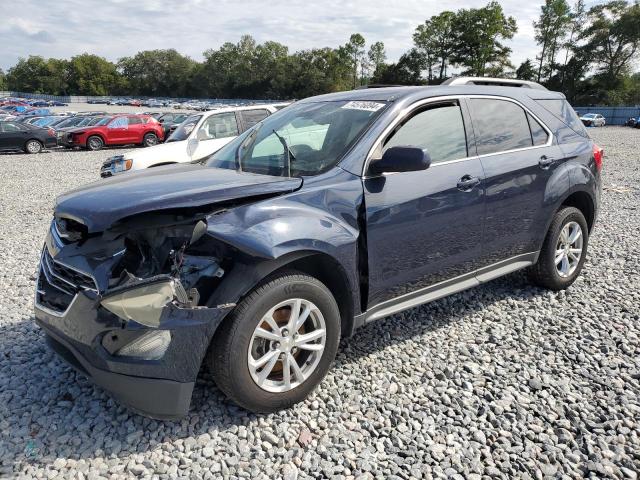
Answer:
[
  {"left": 86, "top": 135, "right": 104, "bottom": 151},
  {"left": 143, "top": 132, "right": 159, "bottom": 147},
  {"left": 209, "top": 272, "right": 341, "bottom": 413},
  {"left": 24, "top": 139, "right": 42, "bottom": 154},
  {"left": 528, "top": 207, "right": 589, "bottom": 290}
]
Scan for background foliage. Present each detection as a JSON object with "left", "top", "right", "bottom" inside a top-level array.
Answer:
[{"left": 3, "top": 1, "right": 639, "bottom": 104}]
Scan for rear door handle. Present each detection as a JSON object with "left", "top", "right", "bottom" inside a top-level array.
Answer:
[
  {"left": 539, "top": 155, "right": 555, "bottom": 169},
  {"left": 457, "top": 175, "right": 480, "bottom": 191}
]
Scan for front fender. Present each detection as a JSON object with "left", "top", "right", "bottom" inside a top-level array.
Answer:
[{"left": 205, "top": 202, "right": 359, "bottom": 260}]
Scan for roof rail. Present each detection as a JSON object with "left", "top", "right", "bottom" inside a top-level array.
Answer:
[
  {"left": 442, "top": 77, "right": 547, "bottom": 91},
  {"left": 355, "top": 84, "right": 407, "bottom": 89}
]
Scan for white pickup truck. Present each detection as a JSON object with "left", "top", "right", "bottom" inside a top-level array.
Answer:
[{"left": 100, "top": 103, "right": 290, "bottom": 177}]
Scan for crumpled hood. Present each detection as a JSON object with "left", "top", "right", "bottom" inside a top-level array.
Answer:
[{"left": 55, "top": 164, "right": 303, "bottom": 232}]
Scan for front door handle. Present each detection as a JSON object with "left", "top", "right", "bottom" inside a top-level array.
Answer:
[
  {"left": 457, "top": 175, "right": 480, "bottom": 191},
  {"left": 539, "top": 155, "right": 555, "bottom": 169}
]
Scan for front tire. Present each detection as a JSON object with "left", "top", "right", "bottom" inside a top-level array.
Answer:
[
  {"left": 86, "top": 135, "right": 104, "bottom": 151},
  {"left": 209, "top": 272, "right": 341, "bottom": 413},
  {"left": 529, "top": 207, "right": 589, "bottom": 290},
  {"left": 24, "top": 139, "right": 42, "bottom": 154}
]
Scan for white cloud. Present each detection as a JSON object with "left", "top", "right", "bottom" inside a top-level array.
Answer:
[{"left": 0, "top": 0, "right": 543, "bottom": 72}]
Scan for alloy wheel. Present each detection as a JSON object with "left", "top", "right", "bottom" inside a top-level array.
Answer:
[
  {"left": 555, "top": 221, "right": 583, "bottom": 277},
  {"left": 26, "top": 140, "right": 41, "bottom": 153},
  {"left": 247, "top": 298, "right": 326, "bottom": 393}
]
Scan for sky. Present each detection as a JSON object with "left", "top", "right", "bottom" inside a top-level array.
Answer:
[{"left": 0, "top": 0, "right": 550, "bottom": 72}]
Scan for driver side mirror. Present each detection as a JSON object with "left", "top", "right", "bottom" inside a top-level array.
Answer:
[{"left": 368, "top": 146, "right": 431, "bottom": 175}]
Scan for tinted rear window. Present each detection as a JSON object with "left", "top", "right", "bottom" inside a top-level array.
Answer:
[{"left": 535, "top": 99, "right": 588, "bottom": 137}]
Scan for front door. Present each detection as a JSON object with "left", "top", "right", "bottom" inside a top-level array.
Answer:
[
  {"left": 364, "top": 100, "right": 486, "bottom": 308},
  {"left": 106, "top": 117, "right": 129, "bottom": 144}
]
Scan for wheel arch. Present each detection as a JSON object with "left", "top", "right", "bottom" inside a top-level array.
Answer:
[
  {"left": 86, "top": 132, "right": 106, "bottom": 144},
  {"left": 560, "top": 190, "right": 595, "bottom": 232},
  {"left": 24, "top": 138, "right": 43, "bottom": 149},
  {"left": 207, "top": 249, "right": 357, "bottom": 339}
]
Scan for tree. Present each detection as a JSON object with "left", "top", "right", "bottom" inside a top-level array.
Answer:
[
  {"left": 516, "top": 59, "right": 537, "bottom": 80},
  {"left": 344, "top": 34, "right": 366, "bottom": 88},
  {"left": 534, "top": 0, "right": 572, "bottom": 82},
  {"left": 451, "top": 2, "right": 518, "bottom": 77},
  {"left": 119, "top": 49, "right": 197, "bottom": 97},
  {"left": 373, "top": 48, "right": 425, "bottom": 85},
  {"left": 413, "top": 11, "right": 457, "bottom": 82},
  {"left": 368, "top": 42, "right": 387, "bottom": 74},
  {"left": 5, "top": 56, "right": 70, "bottom": 95},
  {"left": 580, "top": 0, "right": 640, "bottom": 89},
  {"left": 560, "top": 0, "right": 586, "bottom": 89},
  {"left": 0, "top": 69, "right": 5, "bottom": 90},
  {"left": 67, "top": 54, "right": 123, "bottom": 96}
]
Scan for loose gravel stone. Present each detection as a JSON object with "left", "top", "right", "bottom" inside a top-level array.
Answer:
[{"left": 0, "top": 126, "right": 639, "bottom": 478}]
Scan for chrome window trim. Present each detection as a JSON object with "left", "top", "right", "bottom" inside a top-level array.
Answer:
[{"left": 362, "top": 94, "right": 554, "bottom": 177}]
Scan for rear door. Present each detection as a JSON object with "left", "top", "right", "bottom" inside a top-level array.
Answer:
[
  {"left": 189, "top": 112, "right": 240, "bottom": 160},
  {"left": 127, "top": 116, "right": 145, "bottom": 143},
  {"left": 364, "top": 99, "right": 486, "bottom": 307},
  {"left": 466, "top": 96, "right": 563, "bottom": 266}
]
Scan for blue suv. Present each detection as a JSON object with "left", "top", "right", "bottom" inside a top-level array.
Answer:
[{"left": 34, "top": 78, "right": 602, "bottom": 418}]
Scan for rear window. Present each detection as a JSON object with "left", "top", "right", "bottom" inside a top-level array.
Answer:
[{"left": 535, "top": 99, "right": 588, "bottom": 137}]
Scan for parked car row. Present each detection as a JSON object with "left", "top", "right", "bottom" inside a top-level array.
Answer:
[
  {"left": 0, "top": 113, "right": 165, "bottom": 153},
  {"left": 101, "top": 104, "right": 289, "bottom": 176}
]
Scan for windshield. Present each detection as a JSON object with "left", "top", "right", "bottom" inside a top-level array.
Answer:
[
  {"left": 583, "top": 114, "right": 596, "bottom": 118},
  {"left": 167, "top": 114, "right": 202, "bottom": 142},
  {"left": 206, "top": 100, "right": 387, "bottom": 176}
]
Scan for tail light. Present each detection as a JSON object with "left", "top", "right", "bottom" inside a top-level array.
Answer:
[
  {"left": 593, "top": 144, "right": 603, "bottom": 172},
  {"left": 47, "top": 127, "right": 55, "bottom": 137}
]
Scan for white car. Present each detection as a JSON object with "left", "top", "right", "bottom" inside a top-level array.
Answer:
[
  {"left": 100, "top": 104, "right": 290, "bottom": 177},
  {"left": 580, "top": 113, "right": 606, "bottom": 127}
]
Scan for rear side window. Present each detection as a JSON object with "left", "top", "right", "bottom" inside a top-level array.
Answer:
[
  {"left": 469, "top": 99, "right": 532, "bottom": 155},
  {"left": 535, "top": 99, "right": 588, "bottom": 137},
  {"left": 383, "top": 103, "right": 468, "bottom": 163},
  {"left": 241, "top": 109, "right": 270, "bottom": 129},
  {"left": 128, "top": 116, "right": 143, "bottom": 125},
  {"left": 527, "top": 113, "right": 549, "bottom": 146}
]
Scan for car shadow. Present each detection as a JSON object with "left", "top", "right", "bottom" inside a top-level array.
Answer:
[{"left": 1, "top": 270, "right": 544, "bottom": 472}]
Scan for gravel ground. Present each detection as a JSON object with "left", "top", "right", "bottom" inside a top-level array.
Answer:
[{"left": 0, "top": 127, "right": 638, "bottom": 479}]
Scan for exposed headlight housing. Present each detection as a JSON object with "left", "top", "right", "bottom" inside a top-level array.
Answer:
[
  {"left": 101, "top": 280, "right": 178, "bottom": 327},
  {"left": 111, "top": 157, "right": 133, "bottom": 173}
]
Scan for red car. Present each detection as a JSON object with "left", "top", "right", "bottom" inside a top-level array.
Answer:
[{"left": 69, "top": 114, "right": 164, "bottom": 150}]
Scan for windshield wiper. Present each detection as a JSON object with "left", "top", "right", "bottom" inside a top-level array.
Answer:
[{"left": 272, "top": 129, "right": 296, "bottom": 177}]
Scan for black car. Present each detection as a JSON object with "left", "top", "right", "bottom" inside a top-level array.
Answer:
[
  {"left": 0, "top": 121, "right": 57, "bottom": 153},
  {"left": 34, "top": 77, "right": 602, "bottom": 418}
]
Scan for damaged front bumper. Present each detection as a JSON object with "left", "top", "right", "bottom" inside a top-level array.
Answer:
[{"left": 34, "top": 229, "right": 232, "bottom": 419}]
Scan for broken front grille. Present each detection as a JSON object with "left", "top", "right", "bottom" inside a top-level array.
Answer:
[{"left": 36, "top": 248, "right": 98, "bottom": 314}]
